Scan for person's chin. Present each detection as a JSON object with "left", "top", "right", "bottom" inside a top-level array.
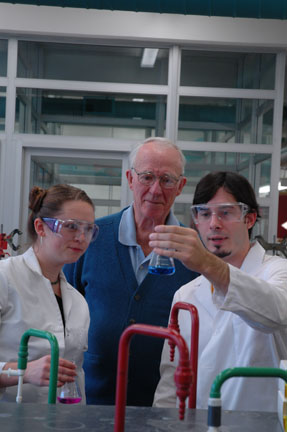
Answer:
[
  {"left": 212, "top": 247, "right": 232, "bottom": 259},
  {"left": 143, "top": 202, "right": 164, "bottom": 215}
]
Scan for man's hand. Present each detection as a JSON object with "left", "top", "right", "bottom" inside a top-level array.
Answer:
[{"left": 149, "top": 225, "right": 229, "bottom": 294}]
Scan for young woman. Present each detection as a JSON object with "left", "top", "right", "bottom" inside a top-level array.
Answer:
[{"left": 0, "top": 184, "right": 98, "bottom": 403}]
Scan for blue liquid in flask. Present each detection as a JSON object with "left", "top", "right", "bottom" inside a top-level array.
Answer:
[
  {"left": 148, "top": 252, "right": 175, "bottom": 276},
  {"left": 148, "top": 265, "right": 175, "bottom": 275}
]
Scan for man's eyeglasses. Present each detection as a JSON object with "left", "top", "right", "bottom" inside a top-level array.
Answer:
[
  {"left": 190, "top": 202, "right": 249, "bottom": 224},
  {"left": 42, "top": 218, "right": 99, "bottom": 243},
  {"left": 131, "top": 167, "right": 182, "bottom": 189}
]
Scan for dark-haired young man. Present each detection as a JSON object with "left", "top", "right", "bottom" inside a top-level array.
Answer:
[{"left": 151, "top": 171, "right": 287, "bottom": 412}]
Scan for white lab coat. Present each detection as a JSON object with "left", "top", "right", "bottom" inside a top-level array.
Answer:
[
  {"left": 0, "top": 247, "right": 90, "bottom": 403},
  {"left": 153, "top": 242, "right": 287, "bottom": 412}
]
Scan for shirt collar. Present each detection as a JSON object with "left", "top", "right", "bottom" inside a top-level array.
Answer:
[
  {"left": 240, "top": 240, "right": 265, "bottom": 274},
  {"left": 119, "top": 203, "right": 179, "bottom": 246},
  {"left": 23, "top": 246, "right": 66, "bottom": 283}
]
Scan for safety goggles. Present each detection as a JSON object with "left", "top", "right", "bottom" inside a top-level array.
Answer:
[
  {"left": 131, "top": 168, "right": 182, "bottom": 189},
  {"left": 190, "top": 202, "right": 249, "bottom": 224},
  {"left": 42, "top": 217, "right": 99, "bottom": 243}
]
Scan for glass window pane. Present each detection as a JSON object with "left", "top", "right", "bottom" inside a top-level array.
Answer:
[
  {"left": 178, "top": 97, "right": 273, "bottom": 144},
  {"left": 180, "top": 50, "right": 275, "bottom": 89},
  {"left": 17, "top": 42, "right": 168, "bottom": 85},
  {"left": 30, "top": 156, "right": 122, "bottom": 218},
  {"left": 0, "top": 87, "right": 5, "bottom": 131},
  {"left": 15, "top": 88, "right": 166, "bottom": 138},
  {"left": 0, "top": 40, "right": 8, "bottom": 76},
  {"left": 181, "top": 150, "right": 271, "bottom": 197}
]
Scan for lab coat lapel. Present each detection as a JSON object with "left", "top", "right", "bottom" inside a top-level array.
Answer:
[{"left": 192, "top": 276, "right": 219, "bottom": 319}]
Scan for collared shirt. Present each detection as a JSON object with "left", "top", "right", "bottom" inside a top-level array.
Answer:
[{"left": 119, "top": 204, "right": 180, "bottom": 285}]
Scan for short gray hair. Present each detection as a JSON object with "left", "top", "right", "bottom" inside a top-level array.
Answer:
[{"left": 129, "top": 137, "right": 186, "bottom": 173}]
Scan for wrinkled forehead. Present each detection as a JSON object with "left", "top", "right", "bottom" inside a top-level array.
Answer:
[{"left": 134, "top": 144, "right": 183, "bottom": 174}]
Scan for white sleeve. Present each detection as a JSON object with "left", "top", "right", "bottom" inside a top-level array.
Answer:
[
  {"left": 0, "top": 270, "right": 9, "bottom": 396},
  {"left": 153, "top": 290, "right": 182, "bottom": 408},
  {"left": 217, "top": 258, "right": 287, "bottom": 332},
  {"left": 153, "top": 337, "right": 177, "bottom": 407}
]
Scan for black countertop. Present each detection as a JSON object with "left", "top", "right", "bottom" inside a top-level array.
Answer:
[{"left": 0, "top": 403, "right": 282, "bottom": 431}]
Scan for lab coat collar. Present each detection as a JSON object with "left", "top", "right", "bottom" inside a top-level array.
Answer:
[
  {"left": 239, "top": 240, "right": 265, "bottom": 275},
  {"left": 23, "top": 247, "right": 73, "bottom": 319},
  {"left": 23, "top": 246, "right": 44, "bottom": 276}
]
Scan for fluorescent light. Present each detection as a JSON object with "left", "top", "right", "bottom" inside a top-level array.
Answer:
[
  {"left": 279, "top": 181, "right": 287, "bottom": 191},
  {"left": 259, "top": 182, "right": 287, "bottom": 195},
  {"left": 132, "top": 98, "right": 144, "bottom": 102},
  {"left": 259, "top": 185, "right": 270, "bottom": 195},
  {"left": 141, "top": 48, "right": 159, "bottom": 68}
]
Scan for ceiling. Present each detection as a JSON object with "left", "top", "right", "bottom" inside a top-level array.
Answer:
[{"left": 1, "top": 0, "right": 287, "bottom": 20}]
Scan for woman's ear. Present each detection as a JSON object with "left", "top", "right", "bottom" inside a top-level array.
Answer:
[{"left": 34, "top": 218, "right": 46, "bottom": 237}]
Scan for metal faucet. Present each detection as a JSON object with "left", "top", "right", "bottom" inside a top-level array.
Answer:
[
  {"left": 207, "top": 366, "right": 287, "bottom": 431},
  {"left": 1, "top": 328, "right": 59, "bottom": 403},
  {"left": 114, "top": 323, "right": 193, "bottom": 432},
  {"left": 168, "top": 301, "right": 199, "bottom": 409}
]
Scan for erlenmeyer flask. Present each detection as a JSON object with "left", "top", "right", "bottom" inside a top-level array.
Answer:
[
  {"left": 57, "top": 379, "right": 82, "bottom": 404},
  {"left": 148, "top": 250, "right": 175, "bottom": 275}
]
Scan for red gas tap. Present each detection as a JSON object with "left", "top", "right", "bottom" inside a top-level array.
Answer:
[
  {"left": 168, "top": 301, "right": 199, "bottom": 409},
  {"left": 114, "top": 323, "right": 192, "bottom": 432}
]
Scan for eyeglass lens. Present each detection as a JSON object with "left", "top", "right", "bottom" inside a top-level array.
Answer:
[
  {"left": 133, "top": 169, "right": 180, "bottom": 188},
  {"left": 192, "top": 203, "right": 247, "bottom": 223},
  {"left": 60, "top": 220, "right": 98, "bottom": 241},
  {"left": 43, "top": 218, "right": 98, "bottom": 242}
]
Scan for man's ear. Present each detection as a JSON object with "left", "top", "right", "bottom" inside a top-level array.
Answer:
[
  {"left": 176, "top": 176, "right": 187, "bottom": 197},
  {"left": 245, "top": 212, "right": 257, "bottom": 230},
  {"left": 34, "top": 218, "right": 46, "bottom": 237},
  {"left": 126, "top": 169, "right": 134, "bottom": 191}
]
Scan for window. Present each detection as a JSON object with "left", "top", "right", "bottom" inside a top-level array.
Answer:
[
  {"left": 17, "top": 42, "right": 169, "bottom": 85},
  {"left": 181, "top": 51, "right": 275, "bottom": 89}
]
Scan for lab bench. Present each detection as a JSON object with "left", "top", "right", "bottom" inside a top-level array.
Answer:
[{"left": 0, "top": 403, "right": 282, "bottom": 432}]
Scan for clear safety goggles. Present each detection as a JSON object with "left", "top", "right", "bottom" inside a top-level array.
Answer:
[
  {"left": 131, "top": 168, "right": 182, "bottom": 189},
  {"left": 190, "top": 202, "right": 249, "bottom": 224},
  {"left": 42, "top": 217, "right": 99, "bottom": 242}
]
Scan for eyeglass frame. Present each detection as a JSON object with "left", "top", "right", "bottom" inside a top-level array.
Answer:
[
  {"left": 42, "top": 217, "right": 99, "bottom": 242},
  {"left": 131, "top": 167, "right": 183, "bottom": 189},
  {"left": 190, "top": 202, "right": 250, "bottom": 224}
]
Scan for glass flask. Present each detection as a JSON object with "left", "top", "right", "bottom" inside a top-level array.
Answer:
[
  {"left": 148, "top": 251, "right": 175, "bottom": 275},
  {"left": 57, "top": 378, "right": 82, "bottom": 404}
]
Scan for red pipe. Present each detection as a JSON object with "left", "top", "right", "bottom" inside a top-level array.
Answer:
[
  {"left": 168, "top": 301, "right": 199, "bottom": 409},
  {"left": 114, "top": 323, "right": 192, "bottom": 432}
]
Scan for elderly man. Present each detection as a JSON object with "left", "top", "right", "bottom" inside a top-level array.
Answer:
[
  {"left": 152, "top": 171, "right": 287, "bottom": 412},
  {"left": 64, "top": 137, "right": 198, "bottom": 406}
]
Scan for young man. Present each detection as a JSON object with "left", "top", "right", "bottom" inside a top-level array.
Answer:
[
  {"left": 64, "top": 137, "right": 198, "bottom": 406},
  {"left": 151, "top": 171, "right": 287, "bottom": 412}
]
